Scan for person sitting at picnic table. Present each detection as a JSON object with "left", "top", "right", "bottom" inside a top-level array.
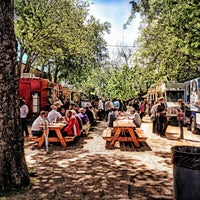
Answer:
[
  {"left": 128, "top": 109, "right": 141, "bottom": 128},
  {"left": 53, "top": 97, "right": 63, "bottom": 109},
  {"left": 107, "top": 107, "right": 118, "bottom": 127},
  {"left": 85, "top": 106, "right": 96, "bottom": 126},
  {"left": 47, "top": 105, "right": 63, "bottom": 123},
  {"left": 59, "top": 107, "right": 66, "bottom": 117},
  {"left": 61, "top": 110, "right": 81, "bottom": 136},
  {"left": 72, "top": 109, "right": 83, "bottom": 131},
  {"left": 76, "top": 108, "right": 90, "bottom": 125},
  {"left": 31, "top": 111, "right": 47, "bottom": 137}
]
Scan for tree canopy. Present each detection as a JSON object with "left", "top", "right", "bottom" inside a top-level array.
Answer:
[
  {"left": 14, "top": 0, "right": 200, "bottom": 99},
  {"left": 15, "top": 0, "right": 110, "bottom": 83},
  {"left": 128, "top": 0, "right": 200, "bottom": 86}
]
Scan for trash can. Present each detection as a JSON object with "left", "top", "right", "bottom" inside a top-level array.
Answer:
[{"left": 171, "top": 146, "right": 200, "bottom": 200}]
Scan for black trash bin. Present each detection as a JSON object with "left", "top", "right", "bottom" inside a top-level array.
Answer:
[{"left": 171, "top": 146, "right": 200, "bottom": 200}]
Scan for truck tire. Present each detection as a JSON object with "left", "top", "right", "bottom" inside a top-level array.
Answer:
[{"left": 191, "top": 118, "right": 198, "bottom": 134}]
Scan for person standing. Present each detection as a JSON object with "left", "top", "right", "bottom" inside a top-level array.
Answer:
[
  {"left": 104, "top": 98, "right": 113, "bottom": 121},
  {"left": 139, "top": 101, "right": 146, "bottom": 121},
  {"left": 20, "top": 99, "right": 29, "bottom": 137},
  {"left": 150, "top": 100, "right": 159, "bottom": 134},
  {"left": 98, "top": 97, "right": 104, "bottom": 121},
  {"left": 176, "top": 99, "right": 185, "bottom": 140},
  {"left": 156, "top": 97, "right": 168, "bottom": 137},
  {"left": 113, "top": 98, "right": 120, "bottom": 110}
]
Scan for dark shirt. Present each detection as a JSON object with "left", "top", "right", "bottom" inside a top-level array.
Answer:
[{"left": 85, "top": 109, "right": 95, "bottom": 125}]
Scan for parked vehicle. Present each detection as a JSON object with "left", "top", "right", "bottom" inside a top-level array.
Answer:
[
  {"left": 184, "top": 78, "right": 200, "bottom": 134},
  {"left": 19, "top": 73, "right": 63, "bottom": 121}
]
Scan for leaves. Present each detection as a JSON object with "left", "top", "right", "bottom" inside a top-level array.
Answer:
[
  {"left": 126, "top": 0, "right": 200, "bottom": 90},
  {"left": 15, "top": 0, "right": 110, "bottom": 83}
]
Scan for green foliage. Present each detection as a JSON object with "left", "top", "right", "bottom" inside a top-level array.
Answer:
[
  {"left": 15, "top": 0, "right": 200, "bottom": 100},
  {"left": 15, "top": 0, "right": 110, "bottom": 83},
  {"left": 126, "top": 0, "right": 200, "bottom": 93}
]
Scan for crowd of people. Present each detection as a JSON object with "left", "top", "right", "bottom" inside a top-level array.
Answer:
[
  {"left": 19, "top": 97, "right": 146, "bottom": 138},
  {"left": 20, "top": 96, "right": 185, "bottom": 140},
  {"left": 30, "top": 101, "right": 96, "bottom": 138}
]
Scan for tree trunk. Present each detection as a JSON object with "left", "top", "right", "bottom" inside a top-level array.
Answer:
[
  {"left": 0, "top": 0, "right": 30, "bottom": 192},
  {"left": 23, "top": 52, "right": 32, "bottom": 73}
]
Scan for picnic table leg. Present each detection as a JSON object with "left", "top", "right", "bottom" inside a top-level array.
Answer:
[
  {"left": 44, "top": 135, "right": 49, "bottom": 152},
  {"left": 110, "top": 128, "right": 121, "bottom": 148},
  {"left": 38, "top": 134, "right": 45, "bottom": 147},
  {"left": 128, "top": 128, "right": 140, "bottom": 148},
  {"left": 55, "top": 129, "right": 67, "bottom": 147}
]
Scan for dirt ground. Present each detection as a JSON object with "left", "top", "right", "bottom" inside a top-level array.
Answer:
[{"left": 2, "top": 116, "right": 200, "bottom": 200}]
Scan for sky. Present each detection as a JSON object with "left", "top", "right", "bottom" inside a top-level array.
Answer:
[{"left": 89, "top": 0, "right": 141, "bottom": 57}]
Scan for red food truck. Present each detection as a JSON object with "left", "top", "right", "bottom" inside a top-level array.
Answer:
[{"left": 19, "top": 73, "right": 63, "bottom": 121}]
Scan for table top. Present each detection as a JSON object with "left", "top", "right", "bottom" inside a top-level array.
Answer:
[
  {"left": 113, "top": 119, "right": 136, "bottom": 128},
  {"left": 42, "top": 122, "right": 66, "bottom": 129}
]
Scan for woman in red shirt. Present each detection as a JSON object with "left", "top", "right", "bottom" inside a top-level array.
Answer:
[{"left": 61, "top": 110, "right": 81, "bottom": 136}]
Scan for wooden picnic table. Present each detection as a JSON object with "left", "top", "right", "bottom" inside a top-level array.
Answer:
[
  {"left": 103, "top": 119, "right": 147, "bottom": 149},
  {"left": 31, "top": 123, "right": 76, "bottom": 148}
]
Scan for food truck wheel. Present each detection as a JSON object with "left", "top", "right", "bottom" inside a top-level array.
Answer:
[{"left": 191, "top": 118, "right": 198, "bottom": 134}]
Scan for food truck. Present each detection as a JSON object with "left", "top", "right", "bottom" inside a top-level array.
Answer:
[
  {"left": 19, "top": 73, "right": 63, "bottom": 120},
  {"left": 147, "top": 81, "right": 184, "bottom": 124},
  {"left": 184, "top": 77, "right": 200, "bottom": 133}
]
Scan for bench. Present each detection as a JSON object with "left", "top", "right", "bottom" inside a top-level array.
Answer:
[
  {"left": 31, "top": 136, "right": 40, "bottom": 142},
  {"left": 31, "top": 135, "right": 76, "bottom": 144},
  {"left": 134, "top": 128, "right": 147, "bottom": 142},
  {"left": 64, "top": 136, "right": 76, "bottom": 142},
  {"left": 103, "top": 127, "right": 136, "bottom": 142},
  {"left": 103, "top": 128, "right": 147, "bottom": 142},
  {"left": 102, "top": 127, "right": 114, "bottom": 139},
  {"left": 82, "top": 123, "right": 91, "bottom": 135}
]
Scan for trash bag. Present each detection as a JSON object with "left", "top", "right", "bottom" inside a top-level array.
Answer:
[
  {"left": 171, "top": 146, "right": 200, "bottom": 200},
  {"left": 172, "top": 146, "right": 200, "bottom": 170}
]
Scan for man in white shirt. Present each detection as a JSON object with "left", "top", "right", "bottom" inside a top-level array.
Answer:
[
  {"left": 31, "top": 111, "right": 47, "bottom": 137},
  {"left": 47, "top": 105, "right": 63, "bottom": 123},
  {"left": 20, "top": 99, "right": 29, "bottom": 137},
  {"left": 98, "top": 97, "right": 104, "bottom": 121}
]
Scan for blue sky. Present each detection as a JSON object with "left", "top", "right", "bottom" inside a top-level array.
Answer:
[{"left": 89, "top": 0, "right": 141, "bottom": 48}]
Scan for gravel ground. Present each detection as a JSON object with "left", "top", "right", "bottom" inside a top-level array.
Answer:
[{"left": 3, "top": 116, "right": 200, "bottom": 200}]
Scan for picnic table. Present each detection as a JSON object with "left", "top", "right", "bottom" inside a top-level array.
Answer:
[
  {"left": 102, "top": 118, "right": 147, "bottom": 150},
  {"left": 31, "top": 123, "right": 76, "bottom": 148}
]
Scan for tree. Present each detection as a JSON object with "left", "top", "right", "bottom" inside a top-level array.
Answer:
[
  {"left": 0, "top": 0, "right": 30, "bottom": 192},
  {"left": 15, "top": 0, "right": 110, "bottom": 83},
  {"left": 126, "top": 0, "right": 200, "bottom": 90}
]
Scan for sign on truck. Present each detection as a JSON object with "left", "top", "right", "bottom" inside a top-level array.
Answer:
[{"left": 184, "top": 78, "right": 200, "bottom": 134}]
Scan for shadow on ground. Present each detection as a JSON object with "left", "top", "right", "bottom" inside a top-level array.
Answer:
[{"left": 3, "top": 121, "right": 174, "bottom": 200}]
